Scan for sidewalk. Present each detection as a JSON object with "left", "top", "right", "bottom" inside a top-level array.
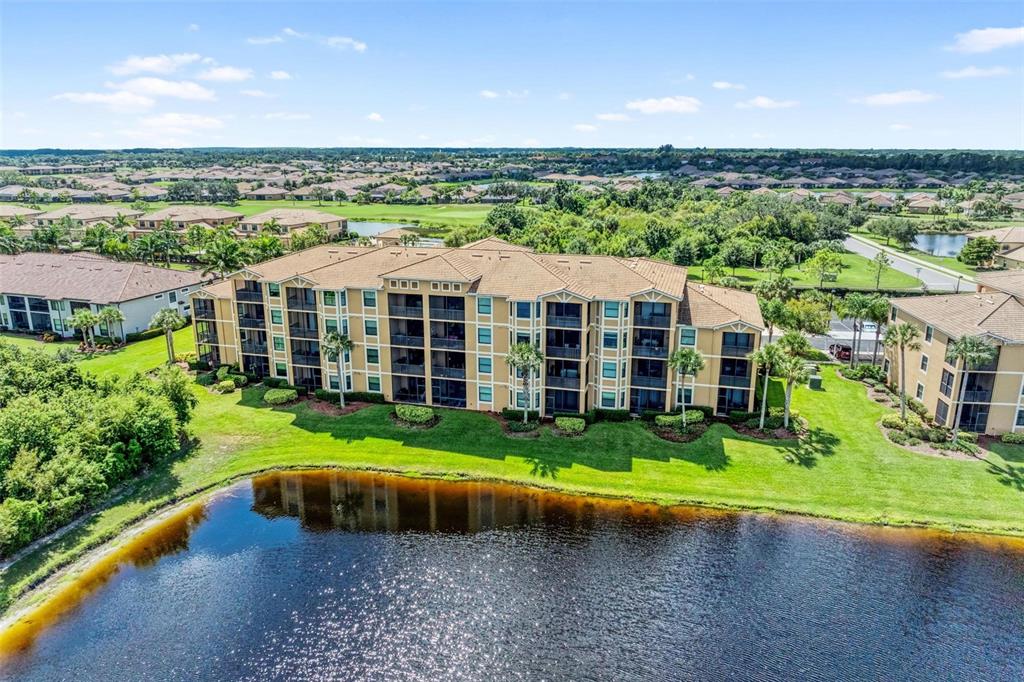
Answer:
[{"left": 847, "top": 233, "right": 975, "bottom": 285}]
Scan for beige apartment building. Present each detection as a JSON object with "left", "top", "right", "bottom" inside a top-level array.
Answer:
[
  {"left": 236, "top": 208, "right": 347, "bottom": 247},
  {"left": 136, "top": 206, "right": 245, "bottom": 232},
  {"left": 885, "top": 271, "right": 1024, "bottom": 435},
  {"left": 191, "top": 237, "right": 764, "bottom": 416}
]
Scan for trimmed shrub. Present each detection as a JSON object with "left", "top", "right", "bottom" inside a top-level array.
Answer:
[
  {"left": 314, "top": 388, "right": 337, "bottom": 401},
  {"left": 187, "top": 360, "right": 211, "bottom": 371},
  {"left": 395, "top": 404, "right": 435, "bottom": 425},
  {"left": 688, "top": 405, "right": 715, "bottom": 421},
  {"left": 729, "top": 410, "right": 758, "bottom": 423},
  {"left": 594, "top": 408, "right": 630, "bottom": 422},
  {"left": 907, "top": 398, "right": 928, "bottom": 418},
  {"left": 263, "top": 388, "right": 298, "bottom": 405},
  {"left": 553, "top": 411, "right": 593, "bottom": 425},
  {"left": 214, "top": 380, "right": 236, "bottom": 394},
  {"left": 842, "top": 364, "right": 886, "bottom": 383},
  {"left": 501, "top": 408, "right": 540, "bottom": 422},
  {"left": 263, "top": 377, "right": 286, "bottom": 388},
  {"left": 956, "top": 431, "right": 979, "bottom": 444},
  {"left": 880, "top": 413, "right": 907, "bottom": 430},
  {"left": 216, "top": 365, "right": 231, "bottom": 381},
  {"left": 1001, "top": 432, "right": 1024, "bottom": 444},
  {"left": 655, "top": 414, "right": 682, "bottom": 428},
  {"left": 125, "top": 328, "right": 164, "bottom": 342},
  {"left": 195, "top": 372, "right": 216, "bottom": 387},
  {"left": 344, "top": 391, "right": 386, "bottom": 404},
  {"left": 888, "top": 430, "right": 909, "bottom": 445},
  {"left": 684, "top": 409, "right": 705, "bottom": 425},
  {"left": 640, "top": 409, "right": 672, "bottom": 422},
  {"left": 227, "top": 374, "right": 248, "bottom": 388},
  {"left": 554, "top": 416, "right": 586, "bottom": 435},
  {"left": 507, "top": 420, "right": 539, "bottom": 433}
]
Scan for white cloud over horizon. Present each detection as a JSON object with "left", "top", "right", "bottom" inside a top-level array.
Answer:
[
  {"left": 112, "top": 77, "right": 216, "bottom": 101},
  {"left": 736, "top": 95, "right": 798, "bottom": 109},
  {"left": 940, "top": 65, "right": 1011, "bottom": 79},
  {"left": 625, "top": 95, "right": 702, "bottom": 114},
  {"left": 852, "top": 90, "right": 938, "bottom": 106},
  {"left": 197, "top": 66, "right": 254, "bottom": 82},
  {"left": 712, "top": 81, "right": 745, "bottom": 90},
  {"left": 107, "top": 53, "right": 202, "bottom": 76},
  {"left": 947, "top": 26, "right": 1024, "bottom": 53}
]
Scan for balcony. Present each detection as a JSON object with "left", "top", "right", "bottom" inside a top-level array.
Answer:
[
  {"left": 238, "top": 316, "right": 266, "bottom": 329},
  {"left": 430, "top": 337, "right": 466, "bottom": 351},
  {"left": 289, "top": 326, "right": 319, "bottom": 340},
  {"left": 286, "top": 298, "right": 318, "bottom": 312},
  {"left": 196, "top": 331, "right": 218, "bottom": 344},
  {"left": 390, "top": 305, "right": 424, "bottom": 318},
  {"left": 392, "top": 334, "right": 425, "bottom": 348},
  {"left": 236, "top": 290, "right": 263, "bottom": 303},
  {"left": 546, "top": 345, "right": 581, "bottom": 359},
  {"left": 241, "top": 341, "right": 267, "bottom": 355},
  {"left": 193, "top": 307, "right": 215, "bottom": 321},
  {"left": 291, "top": 353, "right": 321, "bottom": 367},
  {"left": 546, "top": 376, "right": 580, "bottom": 390},
  {"left": 392, "top": 363, "right": 426, "bottom": 376},
  {"left": 435, "top": 397, "right": 467, "bottom": 408},
  {"left": 547, "top": 315, "right": 582, "bottom": 329},
  {"left": 722, "top": 344, "right": 754, "bottom": 357},
  {"left": 431, "top": 365, "right": 466, "bottom": 379},
  {"left": 961, "top": 389, "right": 992, "bottom": 403},
  {"left": 429, "top": 307, "right": 465, "bottom": 321},
  {"left": 635, "top": 314, "right": 671, "bottom": 328},
  {"left": 631, "top": 375, "right": 667, "bottom": 388},
  {"left": 719, "top": 374, "right": 751, "bottom": 388},
  {"left": 634, "top": 345, "right": 668, "bottom": 359}
]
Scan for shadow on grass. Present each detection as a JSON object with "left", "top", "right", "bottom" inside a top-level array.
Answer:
[
  {"left": 986, "top": 462, "right": 1024, "bottom": 492},
  {"left": 781, "top": 427, "right": 840, "bottom": 468},
  {"left": 986, "top": 441, "right": 1024, "bottom": 464}
]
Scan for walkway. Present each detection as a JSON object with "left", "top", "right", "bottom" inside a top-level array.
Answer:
[{"left": 844, "top": 234, "right": 972, "bottom": 292}]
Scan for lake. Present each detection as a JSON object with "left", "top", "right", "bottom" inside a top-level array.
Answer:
[
  {"left": 2, "top": 471, "right": 1023, "bottom": 681},
  {"left": 347, "top": 220, "right": 413, "bottom": 237},
  {"left": 912, "top": 233, "right": 967, "bottom": 257}
]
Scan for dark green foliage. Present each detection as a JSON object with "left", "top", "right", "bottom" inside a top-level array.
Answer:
[
  {"left": 554, "top": 416, "right": 586, "bottom": 435},
  {"left": 594, "top": 408, "right": 630, "bottom": 422},
  {"left": 263, "top": 388, "right": 298, "bottom": 405},
  {"left": 262, "top": 377, "right": 286, "bottom": 388},
  {"left": 729, "top": 410, "right": 759, "bottom": 423},
  {"left": 343, "top": 391, "right": 385, "bottom": 403},
  {"left": 395, "top": 404, "right": 435, "bottom": 425},
  {"left": 125, "top": 328, "right": 165, "bottom": 342},
  {"left": 506, "top": 420, "right": 540, "bottom": 433},
  {"left": 1001, "top": 433, "right": 1024, "bottom": 444},
  {"left": 640, "top": 409, "right": 671, "bottom": 422},
  {"left": 195, "top": 372, "right": 217, "bottom": 386},
  {"left": 226, "top": 374, "right": 248, "bottom": 388},
  {"left": 501, "top": 408, "right": 540, "bottom": 422},
  {"left": 841, "top": 364, "right": 887, "bottom": 383}
]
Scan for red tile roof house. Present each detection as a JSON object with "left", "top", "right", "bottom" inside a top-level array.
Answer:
[{"left": 0, "top": 252, "right": 204, "bottom": 339}]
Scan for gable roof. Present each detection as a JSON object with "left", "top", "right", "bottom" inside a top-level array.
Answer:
[{"left": 892, "top": 292, "right": 1024, "bottom": 343}]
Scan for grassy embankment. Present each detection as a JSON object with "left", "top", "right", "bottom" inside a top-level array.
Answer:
[
  {"left": 689, "top": 252, "right": 922, "bottom": 290},
  {"left": 1, "top": 330, "right": 1022, "bottom": 614},
  {"left": 853, "top": 230, "right": 979, "bottom": 277}
]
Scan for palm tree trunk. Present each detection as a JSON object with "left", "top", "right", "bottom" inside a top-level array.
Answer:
[
  {"left": 871, "top": 328, "right": 881, "bottom": 365},
  {"left": 952, "top": 360, "right": 967, "bottom": 439},
  {"left": 784, "top": 382, "right": 793, "bottom": 429},
  {"left": 767, "top": 324, "right": 774, "bottom": 345},
  {"left": 337, "top": 358, "right": 346, "bottom": 408},
  {"left": 898, "top": 346, "right": 907, "bottom": 420},
  {"left": 849, "top": 319, "right": 858, "bottom": 369},
  {"left": 166, "top": 329, "right": 175, "bottom": 363},
  {"left": 759, "top": 364, "right": 770, "bottom": 429},
  {"left": 522, "top": 374, "right": 530, "bottom": 424}
]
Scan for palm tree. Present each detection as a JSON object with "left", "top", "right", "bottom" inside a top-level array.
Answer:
[
  {"left": 750, "top": 343, "right": 786, "bottom": 429},
  {"left": 67, "top": 309, "right": 99, "bottom": 350},
  {"left": 398, "top": 233, "right": 418, "bottom": 246},
  {"left": 201, "top": 237, "right": 246, "bottom": 278},
  {"left": 838, "top": 292, "right": 873, "bottom": 368},
  {"left": 758, "top": 297, "right": 787, "bottom": 344},
  {"left": 946, "top": 335, "right": 997, "bottom": 439},
  {"left": 97, "top": 306, "right": 126, "bottom": 344},
  {"left": 864, "top": 296, "right": 889, "bottom": 366},
  {"left": 776, "top": 354, "right": 810, "bottom": 430},
  {"left": 150, "top": 308, "right": 185, "bottom": 364},
  {"left": 883, "top": 322, "right": 922, "bottom": 420},
  {"left": 261, "top": 217, "right": 283, "bottom": 234},
  {"left": 667, "top": 348, "right": 705, "bottom": 429},
  {"left": 244, "top": 234, "right": 285, "bottom": 263},
  {"left": 777, "top": 330, "right": 811, "bottom": 358},
  {"left": 111, "top": 212, "right": 136, "bottom": 230},
  {"left": 82, "top": 222, "right": 115, "bottom": 252},
  {"left": 506, "top": 342, "right": 543, "bottom": 423},
  {"left": 322, "top": 331, "right": 354, "bottom": 408}
]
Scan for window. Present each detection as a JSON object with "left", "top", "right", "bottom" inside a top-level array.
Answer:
[
  {"left": 601, "top": 391, "right": 616, "bottom": 408},
  {"left": 479, "top": 386, "right": 492, "bottom": 402},
  {"left": 602, "top": 361, "right": 617, "bottom": 378},
  {"left": 346, "top": 375, "right": 352, "bottom": 391},
  {"left": 890, "top": 308, "right": 897, "bottom": 322},
  {"left": 679, "top": 328, "right": 696, "bottom": 346},
  {"left": 338, "top": 291, "right": 347, "bottom": 307},
  {"left": 273, "top": 336, "right": 285, "bottom": 352},
  {"left": 935, "top": 399, "right": 949, "bottom": 425},
  {"left": 365, "top": 320, "right": 378, "bottom": 336},
  {"left": 366, "top": 348, "right": 379, "bottom": 364},
  {"left": 883, "top": 358, "right": 890, "bottom": 373},
  {"left": 325, "top": 319, "right": 338, "bottom": 333},
  {"left": 153, "top": 293, "right": 163, "bottom": 300},
  {"left": 676, "top": 387, "right": 693, "bottom": 405},
  {"left": 920, "top": 355, "right": 929, "bottom": 372},
  {"left": 603, "top": 331, "right": 617, "bottom": 349},
  {"left": 323, "top": 291, "right": 336, "bottom": 306},
  {"left": 925, "top": 325, "right": 933, "bottom": 343},
  {"left": 939, "top": 369, "right": 954, "bottom": 398},
  {"left": 516, "top": 301, "right": 531, "bottom": 318},
  {"left": 169, "top": 291, "right": 177, "bottom": 304},
  {"left": 329, "top": 375, "right": 339, "bottom": 390},
  {"left": 368, "top": 375, "right": 381, "bottom": 392},
  {"left": 48, "top": 300, "right": 63, "bottom": 311},
  {"left": 268, "top": 283, "right": 280, "bottom": 297},
  {"left": 363, "top": 290, "right": 376, "bottom": 308},
  {"left": 516, "top": 331, "right": 530, "bottom": 344},
  {"left": 275, "top": 362, "right": 287, "bottom": 377},
  {"left": 603, "top": 301, "right": 619, "bottom": 319},
  {"left": 270, "top": 309, "right": 283, "bottom": 325},
  {"left": 479, "top": 356, "right": 492, "bottom": 374},
  {"left": 342, "top": 319, "right": 349, "bottom": 335},
  {"left": 916, "top": 383, "right": 924, "bottom": 400},
  {"left": 53, "top": 319, "right": 63, "bottom": 332},
  {"left": 478, "top": 326, "right": 492, "bottom": 344},
  {"left": 1016, "top": 410, "right": 1024, "bottom": 427},
  {"left": 477, "top": 296, "right": 492, "bottom": 315},
  {"left": 516, "top": 391, "right": 526, "bottom": 408}
]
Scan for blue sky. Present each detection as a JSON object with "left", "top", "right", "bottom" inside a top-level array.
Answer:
[{"left": 1, "top": 1, "right": 1021, "bottom": 150}]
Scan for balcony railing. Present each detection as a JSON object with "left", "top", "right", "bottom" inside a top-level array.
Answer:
[
  {"left": 430, "top": 337, "right": 466, "bottom": 350},
  {"left": 194, "top": 309, "right": 216, "bottom": 321},
  {"left": 238, "top": 316, "right": 266, "bottom": 329},
  {"left": 429, "top": 307, "right": 465, "bottom": 321},
  {"left": 236, "top": 290, "right": 263, "bottom": 303},
  {"left": 286, "top": 298, "right": 317, "bottom": 312},
  {"left": 431, "top": 366, "right": 466, "bottom": 379},
  {"left": 392, "top": 334, "right": 425, "bottom": 347},
  {"left": 394, "top": 391, "right": 427, "bottom": 404},
  {"left": 241, "top": 341, "right": 267, "bottom": 355},
  {"left": 719, "top": 374, "right": 751, "bottom": 388},
  {"left": 196, "top": 332, "right": 218, "bottom": 345},
  {"left": 546, "top": 345, "right": 581, "bottom": 359},
  {"left": 722, "top": 344, "right": 754, "bottom": 357},
  {"left": 392, "top": 363, "right": 426, "bottom": 376},
  {"left": 546, "top": 376, "right": 581, "bottom": 390},
  {"left": 546, "top": 315, "right": 582, "bottom": 329},
  {"left": 961, "top": 389, "right": 992, "bottom": 403},
  {"left": 635, "top": 314, "right": 671, "bottom": 328},
  {"left": 631, "top": 375, "right": 667, "bottom": 388},
  {"left": 634, "top": 345, "right": 668, "bottom": 359},
  {"left": 291, "top": 353, "right": 321, "bottom": 367},
  {"left": 390, "top": 305, "right": 424, "bottom": 318},
  {"left": 435, "top": 397, "right": 467, "bottom": 408},
  {"left": 289, "top": 326, "right": 319, "bottom": 340}
]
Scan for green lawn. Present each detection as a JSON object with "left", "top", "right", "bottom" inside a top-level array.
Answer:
[
  {"left": 2, "top": 339, "right": 1022, "bottom": 613},
  {"left": 855, "top": 231, "right": 978, "bottom": 277},
  {"left": 690, "top": 252, "right": 922, "bottom": 290}
]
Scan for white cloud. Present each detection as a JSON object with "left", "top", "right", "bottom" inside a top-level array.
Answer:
[
  {"left": 108, "top": 53, "right": 202, "bottom": 76},
  {"left": 852, "top": 90, "right": 938, "bottom": 106},
  {"left": 240, "top": 89, "right": 274, "bottom": 97},
  {"left": 573, "top": 123, "right": 599, "bottom": 133},
  {"left": 712, "top": 81, "right": 745, "bottom": 90},
  {"left": 479, "top": 89, "right": 499, "bottom": 99},
  {"left": 248, "top": 35, "right": 284, "bottom": 45},
  {"left": 197, "top": 66, "right": 253, "bottom": 82},
  {"left": 112, "top": 77, "right": 216, "bottom": 101},
  {"left": 596, "top": 113, "right": 630, "bottom": 121},
  {"left": 625, "top": 95, "right": 702, "bottom": 114},
  {"left": 889, "top": 123, "right": 912, "bottom": 131},
  {"left": 325, "top": 36, "right": 368, "bottom": 52},
  {"left": 282, "top": 27, "right": 306, "bottom": 38},
  {"left": 479, "top": 89, "right": 529, "bottom": 100},
  {"left": 366, "top": 112, "right": 383, "bottom": 122},
  {"left": 186, "top": 23, "right": 200, "bottom": 32},
  {"left": 940, "top": 65, "right": 1011, "bottom": 79},
  {"left": 251, "top": 28, "right": 367, "bottom": 52},
  {"left": 736, "top": 95, "right": 799, "bottom": 109},
  {"left": 947, "top": 26, "right": 1024, "bottom": 53},
  {"left": 265, "top": 112, "right": 311, "bottom": 120},
  {"left": 53, "top": 90, "right": 155, "bottom": 113},
  {"left": 269, "top": 70, "right": 292, "bottom": 80},
  {"left": 557, "top": 92, "right": 573, "bottom": 101},
  {"left": 138, "top": 112, "right": 225, "bottom": 134}
]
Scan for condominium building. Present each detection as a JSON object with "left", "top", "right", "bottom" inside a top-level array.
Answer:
[
  {"left": 236, "top": 208, "right": 347, "bottom": 247},
  {"left": 885, "top": 275, "right": 1024, "bottom": 435},
  {"left": 136, "top": 206, "right": 245, "bottom": 231},
  {"left": 191, "top": 237, "right": 764, "bottom": 416}
]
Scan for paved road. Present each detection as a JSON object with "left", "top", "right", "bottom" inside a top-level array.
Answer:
[{"left": 844, "top": 236, "right": 965, "bottom": 292}]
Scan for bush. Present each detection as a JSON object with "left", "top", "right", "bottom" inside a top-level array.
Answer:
[
  {"left": 880, "top": 413, "right": 907, "bottom": 430},
  {"left": 174, "top": 351, "right": 197, "bottom": 364},
  {"left": 507, "top": 420, "right": 539, "bottom": 433},
  {"left": 501, "top": 408, "right": 540, "bottom": 422},
  {"left": 842, "top": 364, "right": 886, "bottom": 383},
  {"left": 688, "top": 405, "right": 715, "bottom": 421},
  {"left": 314, "top": 388, "right": 337, "bottom": 401},
  {"left": 1001, "top": 432, "right": 1024, "bottom": 444},
  {"left": 888, "top": 430, "right": 909, "bottom": 445},
  {"left": 684, "top": 409, "right": 706, "bottom": 425},
  {"left": 729, "top": 410, "right": 758, "bottom": 423},
  {"left": 0, "top": 498, "right": 45, "bottom": 556},
  {"left": 214, "top": 380, "right": 236, "bottom": 394},
  {"left": 125, "top": 328, "right": 164, "bottom": 342},
  {"left": 344, "top": 391, "right": 386, "bottom": 403},
  {"left": 227, "top": 374, "right": 248, "bottom": 388},
  {"left": 907, "top": 398, "right": 928, "bottom": 418},
  {"left": 195, "top": 372, "right": 216, "bottom": 386},
  {"left": 395, "top": 404, "right": 435, "bottom": 425},
  {"left": 216, "top": 365, "right": 231, "bottom": 381},
  {"left": 956, "top": 431, "right": 979, "bottom": 444},
  {"left": 263, "top": 388, "right": 298, "bottom": 405},
  {"left": 594, "top": 408, "right": 630, "bottom": 422},
  {"left": 553, "top": 411, "right": 594, "bottom": 425},
  {"left": 187, "top": 360, "right": 211, "bottom": 371},
  {"left": 801, "top": 348, "right": 831, "bottom": 362},
  {"left": 263, "top": 377, "right": 286, "bottom": 388},
  {"left": 554, "top": 416, "right": 586, "bottom": 435},
  {"left": 640, "top": 409, "right": 672, "bottom": 422}
]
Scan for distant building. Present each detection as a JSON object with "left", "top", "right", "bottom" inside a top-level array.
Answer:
[{"left": 237, "top": 208, "right": 347, "bottom": 246}]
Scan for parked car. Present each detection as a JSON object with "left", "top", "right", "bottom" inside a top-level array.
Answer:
[
  {"left": 829, "top": 343, "right": 852, "bottom": 360},
  {"left": 862, "top": 322, "right": 878, "bottom": 334}
]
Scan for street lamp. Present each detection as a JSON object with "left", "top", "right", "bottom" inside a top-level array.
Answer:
[{"left": 956, "top": 275, "right": 962, "bottom": 294}]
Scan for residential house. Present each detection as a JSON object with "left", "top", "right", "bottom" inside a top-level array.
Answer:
[{"left": 237, "top": 208, "right": 347, "bottom": 246}]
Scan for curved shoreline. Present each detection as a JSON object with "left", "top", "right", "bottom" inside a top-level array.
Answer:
[{"left": 3, "top": 461, "right": 1024, "bottom": 639}]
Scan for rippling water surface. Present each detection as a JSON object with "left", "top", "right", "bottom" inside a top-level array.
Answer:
[{"left": 2, "top": 470, "right": 1023, "bottom": 681}]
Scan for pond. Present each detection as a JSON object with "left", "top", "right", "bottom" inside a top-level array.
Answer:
[
  {"left": 347, "top": 220, "right": 414, "bottom": 237},
  {"left": 2, "top": 471, "right": 1023, "bottom": 681},
  {"left": 912, "top": 233, "right": 967, "bottom": 257}
]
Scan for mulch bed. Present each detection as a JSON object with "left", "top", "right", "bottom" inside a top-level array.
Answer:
[
  {"left": 305, "top": 398, "right": 372, "bottom": 417},
  {"left": 485, "top": 412, "right": 541, "bottom": 438},
  {"left": 388, "top": 411, "right": 440, "bottom": 429},
  {"left": 730, "top": 423, "right": 802, "bottom": 440},
  {"left": 649, "top": 422, "right": 708, "bottom": 443}
]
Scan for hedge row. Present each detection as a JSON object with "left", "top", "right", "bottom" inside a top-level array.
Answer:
[{"left": 554, "top": 416, "right": 586, "bottom": 435}]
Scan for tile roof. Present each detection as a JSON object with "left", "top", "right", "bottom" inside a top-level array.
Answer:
[
  {"left": 679, "top": 282, "right": 765, "bottom": 329},
  {"left": 976, "top": 270, "right": 1024, "bottom": 297},
  {"left": 239, "top": 208, "right": 346, "bottom": 227},
  {"left": 893, "top": 292, "right": 1024, "bottom": 343},
  {"left": 141, "top": 206, "right": 245, "bottom": 223},
  {"left": 969, "top": 226, "right": 1024, "bottom": 244}
]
